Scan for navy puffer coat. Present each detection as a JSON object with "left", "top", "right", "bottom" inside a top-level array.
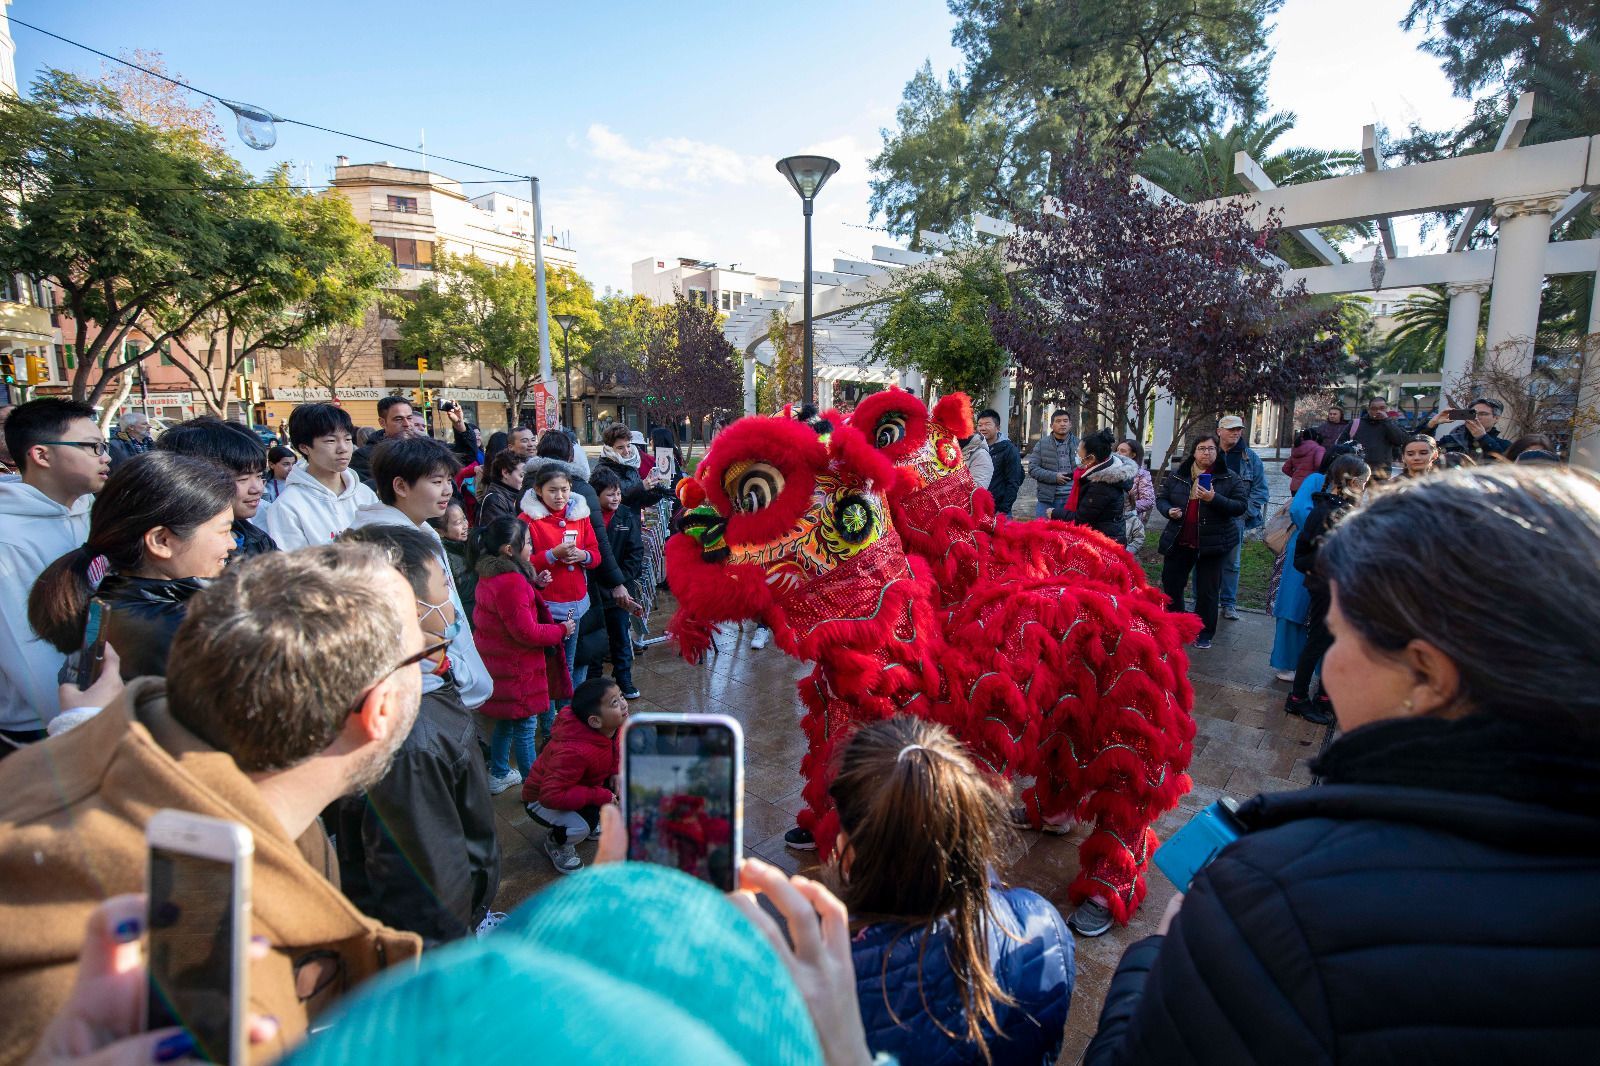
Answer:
[
  {"left": 853, "top": 886, "right": 1073, "bottom": 1065},
  {"left": 1085, "top": 714, "right": 1600, "bottom": 1065}
]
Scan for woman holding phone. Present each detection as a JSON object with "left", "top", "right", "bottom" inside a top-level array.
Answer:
[{"left": 1156, "top": 434, "right": 1248, "bottom": 649}]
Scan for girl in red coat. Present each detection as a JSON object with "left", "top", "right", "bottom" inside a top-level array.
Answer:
[
  {"left": 523, "top": 676, "right": 628, "bottom": 873},
  {"left": 519, "top": 465, "right": 602, "bottom": 691},
  {"left": 471, "top": 517, "right": 575, "bottom": 794}
]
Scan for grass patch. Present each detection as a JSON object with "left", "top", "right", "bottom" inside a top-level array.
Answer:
[{"left": 1134, "top": 530, "right": 1274, "bottom": 612}]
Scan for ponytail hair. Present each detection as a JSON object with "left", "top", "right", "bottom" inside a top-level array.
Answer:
[
  {"left": 828, "top": 716, "right": 1016, "bottom": 1063},
  {"left": 29, "top": 452, "right": 235, "bottom": 652},
  {"left": 468, "top": 516, "right": 532, "bottom": 576}
]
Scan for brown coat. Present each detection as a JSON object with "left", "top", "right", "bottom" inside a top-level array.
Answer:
[{"left": 0, "top": 678, "right": 421, "bottom": 1065}]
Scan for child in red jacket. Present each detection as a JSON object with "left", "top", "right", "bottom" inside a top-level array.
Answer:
[
  {"left": 519, "top": 465, "right": 602, "bottom": 692},
  {"left": 471, "top": 517, "right": 574, "bottom": 794},
  {"left": 522, "top": 676, "right": 628, "bottom": 874}
]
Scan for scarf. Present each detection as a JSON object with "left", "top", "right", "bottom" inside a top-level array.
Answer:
[{"left": 601, "top": 444, "right": 640, "bottom": 470}]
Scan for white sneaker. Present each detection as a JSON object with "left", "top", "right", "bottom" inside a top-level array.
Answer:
[
  {"left": 751, "top": 626, "right": 771, "bottom": 650},
  {"left": 475, "top": 911, "right": 507, "bottom": 939},
  {"left": 486, "top": 768, "right": 522, "bottom": 795},
  {"left": 1274, "top": 669, "right": 1295, "bottom": 683}
]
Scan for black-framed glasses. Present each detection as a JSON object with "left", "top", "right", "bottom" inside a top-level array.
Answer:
[
  {"left": 343, "top": 639, "right": 451, "bottom": 715},
  {"left": 39, "top": 440, "right": 110, "bottom": 457}
]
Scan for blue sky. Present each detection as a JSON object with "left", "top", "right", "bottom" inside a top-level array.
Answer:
[{"left": 13, "top": 1, "right": 1471, "bottom": 292}]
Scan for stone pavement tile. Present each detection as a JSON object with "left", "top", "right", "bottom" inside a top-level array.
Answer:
[
  {"left": 1224, "top": 766, "right": 1298, "bottom": 796},
  {"left": 1059, "top": 954, "right": 1115, "bottom": 1065},
  {"left": 744, "top": 751, "right": 807, "bottom": 805},
  {"left": 1195, "top": 716, "right": 1271, "bottom": 750},
  {"left": 743, "top": 793, "right": 794, "bottom": 851}
]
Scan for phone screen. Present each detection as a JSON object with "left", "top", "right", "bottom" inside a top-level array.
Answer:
[
  {"left": 625, "top": 719, "right": 742, "bottom": 891},
  {"left": 147, "top": 847, "right": 240, "bottom": 1063},
  {"left": 652, "top": 447, "right": 675, "bottom": 480}
]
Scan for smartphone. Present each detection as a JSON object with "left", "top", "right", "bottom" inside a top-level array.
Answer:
[
  {"left": 561, "top": 528, "right": 579, "bottom": 551},
  {"left": 1152, "top": 798, "right": 1243, "bottom": 892},
  {"left": 621, "top": 713, "right": 743, "bottom": 891},
  {"left": 1197, "top": 472, "right": 1213, "bottom": 492},
  {"left": 62, "top": 597, "right": 110, "bottom": 690},
  {"left": 652, "top": 446, "right": 675, "bottom": 481},
  {"left": 145, "top": 811, "right": 253, "bottom": 1065}
]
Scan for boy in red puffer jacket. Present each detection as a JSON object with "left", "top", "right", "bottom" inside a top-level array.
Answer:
[{"left": 523, "top": 676, "right": 629, "bottom": 874}]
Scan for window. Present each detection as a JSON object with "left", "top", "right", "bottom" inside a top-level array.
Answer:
[
  {"left": 376, "top": 236, "right": 436, "bottom": 270},
  {"left": 386, "top": 195, "right": 419, "bottom": 213},
  {"left": 381, "top": 339, "right": 408, "bottom": 371},
  {"left": 720, "top": 291, "right": 730, "bottom": 310},
  {"left": 57, "top": 343, "right": 74, "bottom": 371},
  {"left": 159, "top": 343, "right": 174, "bottom": 367}
]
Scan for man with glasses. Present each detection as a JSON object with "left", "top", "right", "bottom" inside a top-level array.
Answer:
[
  {"left": 1426, "top": 396, "right": 1512, "bottom": 460},
  {"left": 0, "top": 399, "right": 106, "bottom": 752},
  {"left": 0, "top": 545, "right": 429, "bottom": 1060},
  {"left": 335, "top": 525, "right": 503, "bottom": 945}
]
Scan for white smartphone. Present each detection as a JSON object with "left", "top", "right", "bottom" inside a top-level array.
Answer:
[
  {"left": 652, "top": 446, "right": 675, "bottom": 482},
  {"left": 145, "top": 810, "right": 253, "bottom": 1065},
  {"left": 620, "top": 713, "right": 743, "bottom": 891}
]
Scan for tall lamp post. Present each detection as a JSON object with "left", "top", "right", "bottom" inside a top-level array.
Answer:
[
  {"left": 554, "top": 313, "right": 579, "bottom": 437},
  {"left": 775, "top": 155, "right": 839, "bottom": 407}
]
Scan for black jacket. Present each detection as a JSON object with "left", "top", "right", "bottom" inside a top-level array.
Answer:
[
  {"left": 601, "top": 504, "right": 644, "bottom": 588},
  {"left": 354, "top": 427, "right": 478, "bottom": 489},
  {"left": 1085, "top": 714, "right": 1600, "bottom": 1065},
  {"left": 1431, "top": 422, "right": 1512, "bottom": 460},
  {"left": 97, "top": 575, "right": 207, "bottom": 680},
  {"left": 1292, "top": 491, "right": 1354, "bottom": 581},
  {"left": 440, "top": 537, "right": 477, "bottom": 620},
  {"left": 231, "top": 518, "right": 278, "bottom": 562},
  {"left": 474, "top": 481, "right": 520, "bottom": 529},
  {"left": 335, "top": 679, "right": 501, "bottom": 947},
  {"left": 1053, "top": 453, "right": 1138, "bottom": 542},
  {"left": 987, "top": 437, "right": 1025, "bottom": 515},
  {"left": 1350, "top": 413, "right": 1409, "bottom": 467},
  {"left": 1155, "top": 465, "right": 1247, "bottom": 557},
  {"left": 595, "top": 456, "right": 672, "bottom": 511}
]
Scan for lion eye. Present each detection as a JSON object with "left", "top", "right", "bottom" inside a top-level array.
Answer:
[
  {"left": 875, "top": 415, "right": 907, "bottom": 449},
  {"left": 730, "top": 463, "right": 784, "bottom": 513}
]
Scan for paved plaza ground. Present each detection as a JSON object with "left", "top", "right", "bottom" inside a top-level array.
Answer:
[{"left": 485, "top": 530, "right": 1327, "bottom": 1063}]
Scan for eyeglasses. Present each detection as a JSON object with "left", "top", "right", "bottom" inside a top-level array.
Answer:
[
  {"left": 39, "top": 440, "right": 110, "bottom": 457},
  {"left": 343, "top": 638, "right": 451, "bottom": 716}
]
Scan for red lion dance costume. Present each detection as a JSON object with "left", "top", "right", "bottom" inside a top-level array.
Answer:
[{"left": 666, "top": 398, "right": 1198, "bottom": 924}]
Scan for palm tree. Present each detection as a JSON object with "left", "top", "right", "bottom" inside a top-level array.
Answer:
[{"left": 1380, "top": 287, "right": 1450, "bottom": 374}]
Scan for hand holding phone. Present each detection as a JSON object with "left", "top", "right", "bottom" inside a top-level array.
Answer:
[
  {"left": 1152, "top": 798, "right": 1242, "bottom": 892},
  {"left": 145, "top": 811, "right": 252, "bottom": 1065},
  {"left": 621, "top": 714, "right": 743, "bottom": 891}
]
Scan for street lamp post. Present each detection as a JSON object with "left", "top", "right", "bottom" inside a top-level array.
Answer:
[
  {"left": 775, "top": 155, "right": 840, "bottom": 407},
  {"left": 554, "top": 313, "right": 579, "bottom": 438}
]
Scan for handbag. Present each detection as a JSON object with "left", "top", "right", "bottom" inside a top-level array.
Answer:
[{"left": 1263, "top": 503, "right": 1295, "bottom": 556}]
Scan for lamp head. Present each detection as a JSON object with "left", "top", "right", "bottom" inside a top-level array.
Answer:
[
  {"left": 775, "top": 156, "right": 840, "bottom": 201},
  {"left": 554, "top": 314, "right": 580, "bottom": 333}
]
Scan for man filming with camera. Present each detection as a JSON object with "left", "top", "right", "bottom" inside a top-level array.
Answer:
[{"left": 1425, "top": 397, "right": 1511, "bottom": 461}]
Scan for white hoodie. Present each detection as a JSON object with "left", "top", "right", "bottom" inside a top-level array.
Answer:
[
  {"left": 263, "top": 465, "right": 378, "bottom": 551},
  {"left": 345, "top": 503, "right": 493, "bottom": 710},
  {"left": 0, "top": 481, "right": 93, "bottom": 731}
]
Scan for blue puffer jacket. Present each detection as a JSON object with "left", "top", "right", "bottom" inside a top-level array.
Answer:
[{"left": 852, "top": 886, "right": 1073, "bottom": 1065}]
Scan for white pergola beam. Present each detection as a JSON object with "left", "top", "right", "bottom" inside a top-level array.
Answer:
[
  {"left": 1361, "top": 125, "right": 1400, "bottom": 258},
  {"left": 832, "top": 258, "right": 890, "bottom": 277},
  {"left": 918, "top": 230, "right": 954, "bottom": 251},
  {"left": 1206, "top": 134, "right": 1595, "bottom": 230},
  {"left": 1233, "top": 151, "right": 1341, "bottom": 265},
  {"left": 1450, "top": 92, "right": 1537, "bottom": 252},
  {"left": 777, "top": 280, "right": 803, "bottom": 295},
  {"left": 1553, "top": 189, "right": 1597, "bottom": 230},
  {"left": 811, "top": 271, "right": 853, "bottom": 287},
  {"left": 872, "top": 244, "right": 932, "bottom": 266},
  {"left": 1283, "top": 237, "right": 1600, "bottom": 295},
  {"left": 972, "top": 213, "right": 1015, "bottom": 238}
]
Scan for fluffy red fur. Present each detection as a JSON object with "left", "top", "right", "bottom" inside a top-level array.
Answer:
[{"left": 929, "top": 391, "right": 974, "bottom": 438}]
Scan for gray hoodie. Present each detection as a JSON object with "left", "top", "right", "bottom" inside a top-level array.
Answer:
[{"left": 0, "top": 481, "right": 93, "bottom": 731}]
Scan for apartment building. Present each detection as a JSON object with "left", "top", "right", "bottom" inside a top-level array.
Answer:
[{"left": 631, "top": 256, "right": 785, "bottom": 312}]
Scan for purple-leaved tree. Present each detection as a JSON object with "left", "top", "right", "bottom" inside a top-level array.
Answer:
[
  {"left": 991, "top": 134, "right": 1347, "bottom": 467},
  {"left": 642, "top": 293, "right": 742, "bottom": 458}
]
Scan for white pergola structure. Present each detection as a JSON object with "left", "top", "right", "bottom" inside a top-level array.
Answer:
[{"left": 731, "top": 97, "right": 1600, "bottom": 466}]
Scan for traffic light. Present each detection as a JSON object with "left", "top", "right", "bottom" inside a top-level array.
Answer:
[
  {"left": 25, "top": 352, "right": 48, "bottom": 385},
  {"left": 416, "top": 357, "right": 429, "bottom": 374},
  {"left": 0, "top": 352, "right": 14, "bottom": 386}
]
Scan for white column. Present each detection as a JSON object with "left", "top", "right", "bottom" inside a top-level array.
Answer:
[
  {"left": 988, "top": 364, "right": 1012, "bottom": 429},
  {"left": 1573, "top": 272, "right": 1600, "bottom": 472},
  {"left": 1441, "top": 282, "right": 1488, "bottom": 392},
  {"left": 899, "top": 368, "right": 924, "bottom": 396},
  {"left": 1483, "top": 194, "right": 1565, "bottom": 381},
  {"left": 1149, "top": 387, "right": 1176, "bottom": 469},
  {"left": 743, "top": 354, "right": 757, "bottom": 417}
]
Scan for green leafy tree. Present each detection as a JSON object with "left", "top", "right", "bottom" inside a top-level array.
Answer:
[
  {"left": 0, "top": 72, "right": 298, "bottom": 406},
  {"left": 870, "top": 0, "right": 1280, "bottom": 240},
  {"left": 160, "top": 171, "right": 394, "bottom": 416},
  {"left": 868, "top": 246, "right": 1013, "bottom": 398},
  {"left": 759, "top": 310, "right": 804, "bottom": 413},
  {"left": 584, "top": 292, "right": 661, "bottom": 390},
  {"left": 400, "top": 253, "right": 544, "bottom": 426},
  {"left": 642, "top": 294, "right": 741, "bottom": 458}
]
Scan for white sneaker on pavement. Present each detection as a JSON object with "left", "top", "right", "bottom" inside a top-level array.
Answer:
[
  {"left": 486, "top": 768, "right": 522, "bottom": 795},
  {"left": 751, "top": 626, "right": 771, "bottom": 650},
  {"left": 475, "top": 911, "right": 507, "bottom": 939}
]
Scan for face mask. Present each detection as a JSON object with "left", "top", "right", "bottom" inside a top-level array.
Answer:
[{"left": 417, "top": 598, "right": 461, "bottom": 644}]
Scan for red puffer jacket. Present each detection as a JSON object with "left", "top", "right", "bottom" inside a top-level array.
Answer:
[
  {"left": 471, "top": 559, "right": 572, "bottom": 720},
  {"left": 519, "top": 493, "right": 602, "bottom": 603},
  {"left": 521, "top": 707, "right": 618, "bottom": 810}
]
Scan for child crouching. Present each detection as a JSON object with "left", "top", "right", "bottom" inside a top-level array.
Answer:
[{"left": 523, "top": 676, "right": 629, "bottom": 874}]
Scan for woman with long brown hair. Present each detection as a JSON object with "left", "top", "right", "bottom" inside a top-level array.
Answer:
[{"left": 831, "top": 716, "right": 1072, "bottom": 1065}]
